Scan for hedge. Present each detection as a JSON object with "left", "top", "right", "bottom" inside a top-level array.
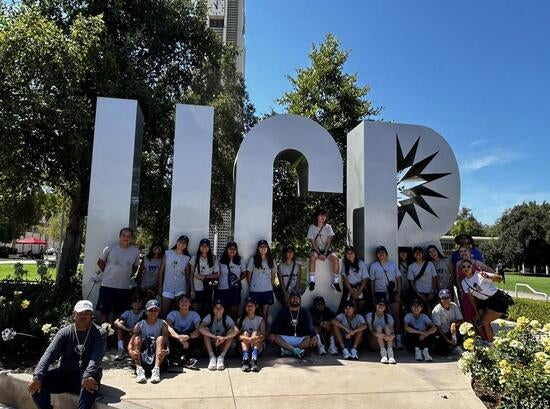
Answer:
[{"left": 508, "top": 297, "right": 550, "bottom": 324}]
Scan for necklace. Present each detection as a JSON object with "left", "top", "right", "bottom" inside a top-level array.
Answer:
[
  {"left": 73, "top": 324, "right": 92, "bottom": 368},
  {"left": 289, "top": 308, "right": 300, "bottom": 337}
]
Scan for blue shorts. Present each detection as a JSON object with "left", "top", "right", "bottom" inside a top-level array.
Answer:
[
  {"left": 97, "top": 286, "right": 130, "bottom": 316},
  {"left": 215, "top": 288, "right": 241, "bottom": 307},
  {"left": 249, "top": 291, "right": 274, "bottom": 306}
]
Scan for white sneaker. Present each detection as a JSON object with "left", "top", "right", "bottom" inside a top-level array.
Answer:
[
  {"left": 387, "top": 347, "right": 396, "bottom": 364},
  {"left": 422, "top": 348, "right": 433, "bottom": 361},
  {"left": 318, "top": 344, "right": 326, "bottom": 355},
  {"left": 342, "top": 348, "right": 351, "bottom": 359},
  {"left": 328, "top": 344, "right": 338, "bottom": 355},
  {"left": 150, "top": 367, "right": 161, "bottom": 383},
  {"left": 414, "top": 347, "right": 423, "bottom": 361},
  {"left": 135, "top": 366, "right": 146, "bottom": 383},
  {"left": 216, "top": 355, "right": 225, "bottom": 370},
  {"left": 208, "top": 356, "right": 217, "bottom": 370},
  {"left": 350, "top": 348, "right": 359, "bottom": 360},
  {"left": 380, "top": 347, "right": 388, "bottom": 364}
]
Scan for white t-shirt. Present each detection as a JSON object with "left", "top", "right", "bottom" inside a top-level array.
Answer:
[
  {"left": 307, "top": 223, "right": 335, "bottom": 251},
  {"left": 335, "top": 313, "right": 366, "bottom": 330},
  {"left": 166, "top": 310, "right": 201, "bottom": 333},
  {"left": 141, "top": 257, "right": 162, "bottom": 288},
  {"left": 340, "top": 260, "right": 369, "bottom": 286},
  {"left": 217, "top": 260, "right": 245, "bottom": 290},
  {"left": 408, "top": 261, "right": 437, "bottom": 294},
  {"left": 240, "top": 316, "right": 263, "bottom": 333},
  {"left": 201, "top": 314, "right": 235, "bottom": 336},
  {"left": 278, "top": 261, "right": 300, "bottom": 290},
  {"left": 369, "top": 260, "right": 400, "bottom": 293},
  {"left": 431, "top": 303, "right": 463, "bottom": 333},
  {"left": 162, "top": 250, "right": 191, "bottom": 294},
  {"left": 100, "top": 243, "right": 140, "bottom": 289},
  {"left": 461, "top": 273, "right": 498, "bottom": 300},
  {"left": 365, "top": 312, "right": 395, "bottom": 331},
  {"left": 247, "top": 257, "right": 276, "bottom": 292},
  {"left": 190, "top": 255, "right": 220, "bottom": 292}
]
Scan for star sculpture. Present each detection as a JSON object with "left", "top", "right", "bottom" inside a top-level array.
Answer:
[{"left": 396, "top": 135, "right": 451, "bottom": 229}]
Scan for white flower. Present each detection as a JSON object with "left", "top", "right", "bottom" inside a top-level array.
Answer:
[
  {"left": 41, "top": 324, "right": 53, "bottom": 334},
  {"left": 509, "top": 340, "right": 523, "bottom": 349},
  {"left": 459, "top": 322, "right": 474, "bottom": 335},
  {"left": 1, "top": 328, "right": 16, "bottom": 341},
  {"left": 101, "top": 322, "right": 115, "bottom": 336}
]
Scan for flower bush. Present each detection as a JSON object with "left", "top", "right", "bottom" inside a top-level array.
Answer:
[{"left": 459, "top": 318, "right": 550, "bottom": 408}]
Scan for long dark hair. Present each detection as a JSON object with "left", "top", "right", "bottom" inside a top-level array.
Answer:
[
  {"left": 312, "top": 208, "right": 328, "bottom": 226},
  {"left": 426, "top": 245, "right": 445, "bottom": 261},
  {"left": 254, "top": 240, "right": 274, "bottom": 269},
  {"left": 343, "top": 246, "right": 360, "bottom": 275},
  {"left": 219, "top": 241, "right": 241, "bottom": 266},
  {"left": 171, "top": 235, "right": 190, "bottom": 256},
  {"left": 146, "top": 242, "right": 165, "bottom": 260},
  {"left": 195, "top": 238, "right": 214, "bottom": 268}
]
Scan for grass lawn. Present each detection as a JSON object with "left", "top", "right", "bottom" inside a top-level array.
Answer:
[
  {"left": 496, "top": 272, "right": 550, "bottom": 295},
  {"left": 0, "top": 263, "right": 57, "bottom": 280}
]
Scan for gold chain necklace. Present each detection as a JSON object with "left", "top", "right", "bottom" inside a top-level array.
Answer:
[{"left": 73, "top": 324, "right": 92, "bottom": 368}]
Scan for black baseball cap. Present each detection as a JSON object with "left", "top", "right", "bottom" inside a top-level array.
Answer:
[
  {"left": 288, "top": 289, "right": 301, "bottom": 298},
  {"left": 375, "top": 245, "right": 387, "bottom": 253},
  {"left": 244, "top": 297, "right": 257, "bottom": 305},
  {"left": 257, "top": 239, "right": 269, "bottom": 247},
  {"left": 212, "top": 299, "right": 224, "bottom": 307},
  {"left": 199, "top": 238, "right": 211, "bottom": 246}
]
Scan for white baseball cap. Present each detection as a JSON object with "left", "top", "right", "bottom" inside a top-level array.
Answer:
[{"left": 74, "top": 300, "right": 94, "bottom": 313}]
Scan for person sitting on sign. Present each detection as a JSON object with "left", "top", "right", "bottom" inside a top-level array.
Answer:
[
  {"left": 128, "top": 299, "right": 170, "bottom": 384},
  {"left": 113, "top": 296, "right": 144, "bottom": 361},
  {"left": 166, "top": 294, "right": 201, "bottom": 370},
  {"left": 28, "top": 300, "right": 105, "bottom": 409},
  {"left": 238, "top": 297, "right": 265, "bottom": 372},
  {"left": 331, "top": 300, "right": 367, "bottom": 360},
  {"left": 269, "top": 289, "right": 317, "bottom": 359},
  {"left": 306, "top": 208, "right": 341, "bottom": 292},
  {"left": 366, "top": 298, "right": 397, "bottom": 364},
  {"left": 309, "top": 296, "right": 338, "bottom": 355},
  {"left": 199, "top": 299, "right": 239, "bottom": 371},
  {"left": 431, "top": 289, "right": 464, "bottom": 355}
]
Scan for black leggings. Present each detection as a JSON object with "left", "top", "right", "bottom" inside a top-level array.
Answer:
[{"left": 407, "top": 333, "right": 435, "bottom": 349}]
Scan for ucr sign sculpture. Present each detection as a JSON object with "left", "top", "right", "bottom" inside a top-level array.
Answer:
[{"left": 82, "top": 97, "right": 460, "bottom": 311}]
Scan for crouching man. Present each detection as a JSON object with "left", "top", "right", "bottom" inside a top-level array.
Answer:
[{"left": 28, "top": 300, "right": 105, "bottom": 409}]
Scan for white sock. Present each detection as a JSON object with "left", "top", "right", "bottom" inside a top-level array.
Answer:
[
  {"left": 309, "top": 273, "right": 315, "bottom": 283},
  {"left": 117, "top": 340, "right": 124, "bottom": 350},
  {"left": 219, "top": 352, "right": 226, "bottom": 358},
  {"left": 316, "top": 334, "right": 322, "bottom": 345},
  {"left": 209, "top": 352, "right": 215, "bottom": 358},
  {"left": 329, "top": 336, "right": 336, "bottom": 347},
  {"left": 333, "top": 275, "right": 340, "bottom": 283}
]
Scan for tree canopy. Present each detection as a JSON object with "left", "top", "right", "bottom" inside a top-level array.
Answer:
[{"left": 448, "top": 207, "right": 487, "bottom": 237}]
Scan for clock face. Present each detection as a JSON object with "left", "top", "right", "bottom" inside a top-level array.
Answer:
[{"left": 208, "top": 0, "right": 225, "bottom": 16}]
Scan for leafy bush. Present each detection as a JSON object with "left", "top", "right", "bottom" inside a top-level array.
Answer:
[
  {"left": 508, "top": 298, "right": 550, "bottom": 324},
  {"left": 459, "top": 319, "right": 550, "bottom": 408}
]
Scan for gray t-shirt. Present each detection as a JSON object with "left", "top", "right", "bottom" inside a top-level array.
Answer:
[
  {"left": 141, "top": 257, "right": 162, "bottom": 288},
  {"left": 408, "top": 262, "right": 437, "bottom": 294},
  {"left": 431, "top": 303, "right": 463, "bottom": 334},
  {"left": 166, "top": 310, "right": 201, "bottom": 333},
  {"left": 119, "top": 309, "right": 143, "bottom": 329},
  {"left": 100, "top": 243, "right": 140, "bottom": 289},
  {"left": 240, "top": 316, "right": 263, "bottom": 333},
  {"left": 307, "top": 223, "right": 335, "bottom": 251},
  {"left": 404, "top": 313, "right": 433, "bottom": 332},
  {"left": 369, "top": 260, "right": 400, "bottom": 293},
  {"left": 190, "top": 255, "right": 220, "bottom": 292},
  {"left": 163, "top": 250, "right": 191, "bottom": 294},
  {"left": 201, "top": 314, "right": 235, "bottom": 336},
  {"left": 278, "top": 261, "right": 300, "bottom": 290},
  {"left": 365, "top": 312, "right": 395, "bottom": 331},
  {"left": 340, "top": 260, "right": 368, "bottom": 286},
  {"left": 335, "top": 313, "right": 366, "bottom": 330},
  {"left": 217, "top": 261, "right": 245, "bottom": 290},
  {"left": 136, "top": 319, "right": 165, "bottom": 338},
  {"left": 247, "top": 257, "right": 275, "bottom": 292},
  {"left": 432, "top": 258, "right": 452, "bottom": 290}
]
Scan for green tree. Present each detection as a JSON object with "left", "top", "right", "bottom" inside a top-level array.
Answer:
[
  {"left": 274, "top": 33, "right": 380, "bottom": 253},
  {"left": 0, "top": 1, "right": 253, "bottom": 287},
  {"left": 448, "top": 207, "right": 486, "bottom": 237}
]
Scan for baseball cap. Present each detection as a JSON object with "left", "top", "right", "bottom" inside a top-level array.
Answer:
[
  {"left": 213, "top": 299, "right": 224, "bottom": 307},
  {"left": 375, "top": 245, "right": 387, "bottom": 253},
  {"left": 146, "top": 299, "right": 160, "bottom": 311},
  {"left": 257, "top": 239, "right": 269, "bottom": 247},
  {"left": 288, "top": 289, "right": 301, "bottom": 298},
  {"left": 439, "top": 289, "right": 451, "bottom": 299},
  {"left": 244, "top": 297, "right": 256, "bottom": 305},
  {"left": 74, "top": 300, "right": 93, "bottom": 313},
  {"left": 199, "top": 238, "right": 210, "bottom": 246}
]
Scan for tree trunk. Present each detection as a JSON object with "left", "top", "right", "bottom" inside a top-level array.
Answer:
[{"left": 56, "top": 195, "right": 85, "bottom": 289}]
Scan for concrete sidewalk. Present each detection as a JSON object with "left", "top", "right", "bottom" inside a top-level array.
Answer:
[{"left": 92, "top": 351, "right": 484, "bottom": 409}]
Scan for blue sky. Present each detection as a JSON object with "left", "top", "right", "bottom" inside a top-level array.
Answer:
[{"left": 244, "top": 0, "right": 550, "bottom": 225}]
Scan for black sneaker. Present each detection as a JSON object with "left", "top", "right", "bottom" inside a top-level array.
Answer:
[
  {"left": 184, "top": 357, "right": 199, "bottom": 370},
  {"left": 332, "top": 282, "right": 342, "bottom": 292},
  {"left": 250, "top": 359, "right": 260, "bottom": 372},
  {"left": 309, "top": 281, "right": 315, "bottom": 291},
  {"left": 241, "top": 360, "right": 251, "bottom": 372}
]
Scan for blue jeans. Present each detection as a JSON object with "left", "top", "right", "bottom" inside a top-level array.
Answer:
[{"left": 32, "top": 368, "right": 101, "bottom": 409}]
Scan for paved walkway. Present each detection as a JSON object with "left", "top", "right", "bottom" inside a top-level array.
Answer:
[{"left": 93, "top": 350, "right": 484, "bottom": 409}]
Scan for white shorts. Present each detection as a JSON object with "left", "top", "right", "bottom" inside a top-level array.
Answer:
[
  {"left": 280, "top": 335, "right": 306, "bottom": 347},
  {"left": 162, "top": 290, "right": 186, "bottom": 299}
]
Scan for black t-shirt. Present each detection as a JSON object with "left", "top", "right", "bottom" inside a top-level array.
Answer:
[
  {"left": 309, "top": 306, "right": 335, "bottom": 326},
  {"left": 271, "top": 306, "right": 315, "bottom": 337}
]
